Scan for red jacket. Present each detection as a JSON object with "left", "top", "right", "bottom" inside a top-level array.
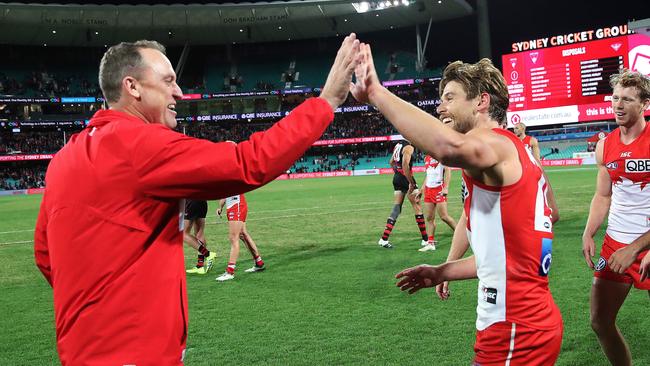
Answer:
[{"left": 34, "top": 98, "right": 333, "bottom": 365}]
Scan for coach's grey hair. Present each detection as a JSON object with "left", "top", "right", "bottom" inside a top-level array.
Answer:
[{"left": 99, "top": 40, "right": 166, "bottom": 104}]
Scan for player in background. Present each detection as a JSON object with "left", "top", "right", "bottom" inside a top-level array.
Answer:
[
  {"left": 514, "top": 122, "right": 560, "bottom": 223},
  {"left": 513, "top": 123, "right": 540, "bottom": 159},
  {"left": 377, "top": 140, "right": 428, "bottom": 249},
  {"left": 215, "top": 194, "right": 265, "bottom": 282},
  {"left": 352, "top": 48, "right": 562, "bottom": 364},
  {"left": 418, "top": 154, "right": 457, "bottom": 252},
  {"left": 582, "top": 69, "right": 650, "bottom": 366},
  {"left": 184, "top": 199, "right": 217, "bottom": 274}
]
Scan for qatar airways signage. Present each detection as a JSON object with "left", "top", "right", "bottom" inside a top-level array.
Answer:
[{"left": 511, "top": 24, "right": 632, "bottom": 52}]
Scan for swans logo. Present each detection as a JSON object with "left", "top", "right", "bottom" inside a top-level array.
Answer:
[{"left": 538, "top": 238, "right": 553, "bottom": 276}]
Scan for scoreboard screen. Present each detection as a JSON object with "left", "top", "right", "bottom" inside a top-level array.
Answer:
[{"left": 502, "top": 32, "right": 650, "bottom": 127}]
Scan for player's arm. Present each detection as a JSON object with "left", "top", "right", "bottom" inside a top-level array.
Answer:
[
  {"left": 396, "top": 256, "right": 477, "bottom": 294},
  {"left": 351, "top": 44, "right": 500, "bottom": 171},
  {"left": 34, "top": 197, "right": 52, "bottom": 286},
  {"left": 217, "top": 199, "right": 226, "bottom": 217},
  {"left": 401, "top": 145, "right": 417, "bottom": 186},
  {"left": 529, "top": 139, "right": 559, "bottom": 223},
  {"left": 442, "top": 166, "right": 452, "bottom": 196},
  {"left": 531, "top": 136, "right": 541, "bottom": 161},
  {"left": 582, "top": 139, "right": 612, "bottom": 269},
  {"left": 543, "top": 170, "right": 560, "bottom": 224}
]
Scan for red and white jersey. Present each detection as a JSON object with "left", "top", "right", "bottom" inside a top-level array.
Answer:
[
  {"left": 424, "top": 155, "right": 445, "bottom": 188},
  {"left": 462, "top": 129, "right": 561, "bottom": 331},
  {"left": 225, "top": 194, "right": 246, "bottom": 209},
  {"left": 521, "top": 135, "right": 533, "bottom": 155},
  {"left": 603, "top": 124, "right": 650, "bottom": 244}
]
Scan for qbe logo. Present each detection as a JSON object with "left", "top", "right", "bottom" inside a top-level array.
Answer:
[{"left": 625, "top": 159, "right": 650, "bottom": 173}]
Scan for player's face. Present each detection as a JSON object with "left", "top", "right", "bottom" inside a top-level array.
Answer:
[
  {"left": 135, "top": 48, "right": 183, "bottom": 129},
  {"left": 437, "top": 81, "right": 478, "bottom": 134},
  {"left": 611, "top": 84, "right": 649, "bottom": 128},
  {"left": 513, "top": 123, "right": 525, "bottom": 137}
]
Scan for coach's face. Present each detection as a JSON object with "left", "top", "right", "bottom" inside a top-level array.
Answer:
[
  {"left": 437, "top": 81, "right": 477, "bottom": 134},
  {"left": 611, "top": 84, "right": 649, "bottom": 128},
  {"left": 135, "top": 48, "right": 183, "bottom": 129}
]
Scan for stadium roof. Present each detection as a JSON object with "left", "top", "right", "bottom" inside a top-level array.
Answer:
[{"left": 0, "top": 0, "right": 474, "bottom": 46}]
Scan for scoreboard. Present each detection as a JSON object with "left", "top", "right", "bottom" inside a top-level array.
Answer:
[{"left": 502, "top": 32, "right": 650, "bottom": 127}]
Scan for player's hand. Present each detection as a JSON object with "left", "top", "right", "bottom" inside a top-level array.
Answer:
[
  {"left": 639, "top": 253, "right": 650, "bottom": 282},
  {"left": 320, "top": 34, "right": 361, "bottom": 111},
  {"left": 395, "top": 264, "right": 443, "bottom": 294},
  {"left": 435, "top": 281, "right": 450, "bottom": 300},
  {"left": 350, "top": 43, "right": 384, "bottom": 105},
  {"left": 609, "top": 245, "right": 639, "bottom": 274},
  {"left": 217, "top": 208, "right": 222, "bottom": 217},
  {"left": 582, "top": 235, "right": 596, "bottom": 269}
]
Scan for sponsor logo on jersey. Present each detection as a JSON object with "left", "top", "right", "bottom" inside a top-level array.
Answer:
[
  {"left": 538, "top": 238, "right": 553, "bottom": 276},
  {"left": 620, "top": 151, "right": 632, "bottom": 158},
  {"left": 605, "top": 161, "right": 618, "bottom": 170},
  {"left": 625, "top": 159, "right": 650, "bottom": 173},
  {"left": 595, "top": 256, "right": 607, "bottom": 271},
  {"left": 482, "top": 287, "right": 497, "bottom": 304}
]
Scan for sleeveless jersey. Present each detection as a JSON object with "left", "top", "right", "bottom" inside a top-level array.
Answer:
[
  {"left": 603, "top": 123, "right": 650, "bottom": 244},
  {"left": 461, "top": 128, "right": 561, "bottom": 331},
  {"left": 424, "top": 155, "right": 445, "bottom": 188},
  {"left": 391, "top": 141, "right": 413, "bottom": 175}
]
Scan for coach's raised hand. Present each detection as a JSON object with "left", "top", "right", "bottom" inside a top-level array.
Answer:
[{"left": 320, "top": 33, "right": 361, "bottom": 111}]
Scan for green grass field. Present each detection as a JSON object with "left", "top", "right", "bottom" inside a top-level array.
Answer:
[{"left": 1, "top": 166, "right": 648, "bottom": 365}]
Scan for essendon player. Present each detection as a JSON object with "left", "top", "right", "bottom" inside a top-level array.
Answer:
[
  {"left": 351, "top": 50, "right": 562, "bottom": 364},
  {"left": 184, "top": 199, "right": 217, "bottom": 274},
  {"left": 418, "top": 154, "right": 457, "bottom": 252},
  {"left": 215, "top": 194, "right": 265, "bottom": 282},
  {"left": 377, "top": 140, "right": 428, "bottom": 249},
  {"left": 582, "top": 70, "right": 650, "bottom": 366}
]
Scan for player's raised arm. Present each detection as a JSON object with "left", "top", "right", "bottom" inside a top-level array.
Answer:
[{"left": 351, "top": 43, "right": 500, "bottom": 172}]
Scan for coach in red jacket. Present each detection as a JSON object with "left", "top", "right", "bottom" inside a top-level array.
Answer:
[{"left": 34, "top": 35, "right": 360, "bottom": 365}]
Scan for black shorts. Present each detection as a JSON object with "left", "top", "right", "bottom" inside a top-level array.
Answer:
[
  {"left": 392, "top": 173, "right": 410, "bottom": 193},
  {"left": 184, "top": 200, "right": 208, "bottom": 221}
]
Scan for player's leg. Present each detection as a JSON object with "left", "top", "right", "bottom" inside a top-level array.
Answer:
[
  {"left": 590, "top": 278, "right": 633, "bottom": 366},
  {"left": 184, "top": 220, "right": 207, "bottom": 273},
  {"left": 436, "top": 201, "right": 457, "bottom": 231},
  {"left": 407, "top": 190, "right": 427, "bottom": 245},
  {"left": 183, "top": 219, "right": 199, "bottom": 250},
  {"left": 378, "top": 189, "right": 405, "bottom": 248},
  {"left": 216, "top": 220, "right": 244, "bottom": 282},
  {"left": 419, "top": 201, "right": 437, "bottom": 252},
  {"left": 240, "top": 223, "right": 265, "bottom": 273},
  {"left": 193, "top": 218, "right": 216, "bottom": 272}
]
